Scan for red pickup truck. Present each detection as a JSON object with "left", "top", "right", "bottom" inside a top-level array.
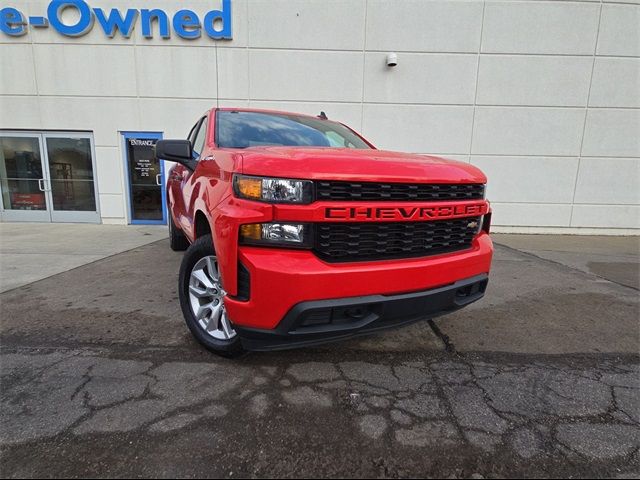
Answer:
[{"left": 157, "top": 108, "right": 493, "bottom": 357}]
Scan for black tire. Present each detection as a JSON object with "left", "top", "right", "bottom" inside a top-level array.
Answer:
[
  {"left": 169, "top": 214, "right": 189, "bottom": 251},
  {"left": 178, "top": 234, "right": 245, "bottom": 358}
]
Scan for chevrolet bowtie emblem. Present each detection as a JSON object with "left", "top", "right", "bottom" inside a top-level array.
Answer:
[{"left": 467, "top": 221, "right": 479, "bottom": 229}]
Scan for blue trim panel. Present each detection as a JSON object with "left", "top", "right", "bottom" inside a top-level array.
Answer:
[{"left": 122, "top": 131, "right": 166, "bottom": 226}]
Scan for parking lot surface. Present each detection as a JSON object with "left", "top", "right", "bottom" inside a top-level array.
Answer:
[{"left": 0, "top": 228, "right": 638, "bottom": 478}]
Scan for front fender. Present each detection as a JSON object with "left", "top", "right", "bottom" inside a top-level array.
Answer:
[{"left": 210, "top": 196, "right": 272, "bottom": 297}]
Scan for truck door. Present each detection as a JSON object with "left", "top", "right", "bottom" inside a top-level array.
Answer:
[{"left": 178, "top": 115, "right": 209, "bottom": 239}]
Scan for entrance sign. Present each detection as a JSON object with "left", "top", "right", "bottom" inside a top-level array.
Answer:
[{"left": 0, "top": 0, "right": 232, "bottom": 40}]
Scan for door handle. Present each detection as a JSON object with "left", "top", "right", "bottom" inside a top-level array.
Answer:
[
  {"left": 156, "top": 174, "right": 162, "bottom": 186},
  {"left": 38, "top": 179, "right": 45, "bottom": 192}
]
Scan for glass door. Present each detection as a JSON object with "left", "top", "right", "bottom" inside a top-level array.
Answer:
[
  {"left": 0, "top": 131, "right": 100, "bottom": 223},
  {"left": 122, "top": 132, "right": 166, "bottom": 225},
  {"left": 0, "top": 134, "right": 51, "bottom": 222},
  {"left": 43, "top": 133, "right": 100, "bottom": 223}
]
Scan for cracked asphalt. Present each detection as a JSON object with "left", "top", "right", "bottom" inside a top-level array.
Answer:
[{"left": 0, "top": 236, "right": 638, "bottom": 478}]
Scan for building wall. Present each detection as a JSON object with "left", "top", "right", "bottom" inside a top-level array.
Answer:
[{"left": 1, "top": 0, "right": 639, "bottom": 231}]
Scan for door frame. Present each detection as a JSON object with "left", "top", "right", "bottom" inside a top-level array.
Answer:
[
  {"left": 121, "top": 131, "right": 167, "bottom": 226},
  {"left": 43, "top": 132, "right": 101, "bottom": 224},
  {"left": 0, "top": 132, "right": 50, "bottom": 223},
  {"left": 0, "top": 130, "right": 101, "bottom": 224}
]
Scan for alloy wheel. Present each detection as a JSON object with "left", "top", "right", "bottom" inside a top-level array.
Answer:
[{"left": 188, "top": 255, "right": 236, "bottom": 341}]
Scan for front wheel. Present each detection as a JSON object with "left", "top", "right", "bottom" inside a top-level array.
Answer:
[{"left": 178, "top": 234, "right": 245, "bottom": 357}]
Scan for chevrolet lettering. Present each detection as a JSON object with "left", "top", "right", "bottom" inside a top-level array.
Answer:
[{"left": 324, "top": 204, "right": 487, "bottom": 222}]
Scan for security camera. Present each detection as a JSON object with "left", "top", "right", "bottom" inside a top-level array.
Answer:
[{"left": 386, "top": 53, "right": 398, "bottom": 67}]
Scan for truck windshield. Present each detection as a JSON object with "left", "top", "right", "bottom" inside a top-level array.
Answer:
[{"left": 216, "top": 111, "right": 372, "bottom": 150}]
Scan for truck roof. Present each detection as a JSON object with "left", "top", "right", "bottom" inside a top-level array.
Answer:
[{"left": 216, "top": 107, "right": 332, "bottom": 121}]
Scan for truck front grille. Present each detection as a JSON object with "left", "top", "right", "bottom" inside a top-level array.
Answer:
[
  {"left": 316, "top": 181, "right": 484, "bottom": 202},
  {"left": 314, "top": 217, "right": 480, "bottom": 262}
]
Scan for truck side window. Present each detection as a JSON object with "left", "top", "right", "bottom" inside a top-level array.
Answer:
[
  {"left": 187, "top": 120, "right": 200, "bottom": 146},
  {"left": 189, "top": 116, "right": 209, "bottom": 159},
  {"left": 192, "top": 116, "right": 209, "bottom": 158}
]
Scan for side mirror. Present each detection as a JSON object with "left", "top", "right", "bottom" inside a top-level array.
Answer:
[{"left": 155, "top": 140, "right": 196, "bottom": 170}]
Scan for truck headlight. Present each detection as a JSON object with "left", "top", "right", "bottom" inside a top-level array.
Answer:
[
  {"left": 233, "top": 174, "right": 313, "bottom": 204},
  {"left": 240, "top": 223, "right": 313, "bottom": 248}
]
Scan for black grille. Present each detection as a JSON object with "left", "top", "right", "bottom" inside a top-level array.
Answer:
[
  {"left": 314, "top": 217, "right": 480, "bottom": 262},
  {"left": 316, "top": 181, "right": 484, "bottom": 202},
  {"left": 236, "top": 263, "right": 250, "bottom": 301}
]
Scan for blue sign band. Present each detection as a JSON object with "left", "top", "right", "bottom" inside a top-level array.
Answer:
[{"left": 1, "top": 0, "right": 233, "bottom": 40}]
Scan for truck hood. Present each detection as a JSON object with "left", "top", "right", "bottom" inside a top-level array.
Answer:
[{"left": 239, "top": 147, "right": 486, "bottom": 184}]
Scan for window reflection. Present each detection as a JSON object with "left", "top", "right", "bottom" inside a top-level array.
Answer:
[
  {"left": 216, "top": 111, "right": 372, "bottom": 149},
  {"left": 0, "top": 137, "right": 47, "bottom": 211},
  {"left": 45, "top": 137, "right": 96, "bottom": 212}
]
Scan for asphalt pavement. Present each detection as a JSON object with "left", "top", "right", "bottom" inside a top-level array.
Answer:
[{"left": 0, "top": 227, "right": 638, "bottom": 478}]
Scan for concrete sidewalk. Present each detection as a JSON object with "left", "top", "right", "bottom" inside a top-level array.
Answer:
[{"left": 0, "top": 223, "right": 167, "bottom": 293}]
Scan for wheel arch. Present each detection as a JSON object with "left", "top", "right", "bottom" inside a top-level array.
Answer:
[{"left": 194, "top": 209, "right": 213, "bottom": 241}]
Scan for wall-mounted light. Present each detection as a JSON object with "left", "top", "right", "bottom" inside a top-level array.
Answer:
[{"left": 386, "top": 52, "right": 398, "bottom": 68}]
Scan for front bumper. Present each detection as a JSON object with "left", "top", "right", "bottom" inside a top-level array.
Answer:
[
  {"left": 224, "top": 232, "right": 492, "bottom": 331},
  {"left": 235, "top": 273, "right": 488, "bottom": 351}
]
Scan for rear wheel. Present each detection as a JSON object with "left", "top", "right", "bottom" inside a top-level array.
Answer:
[
  {"left": 178, "top": 234, "right": 244, "bottom": 357},
  {"left": 169, "top": 214, "right": 189, "bottom": 251}
]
